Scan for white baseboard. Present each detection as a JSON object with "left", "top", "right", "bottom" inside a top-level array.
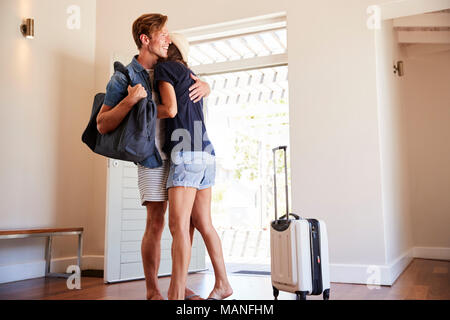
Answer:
[
  {"left": 0, "top": 255, "right": 104, "bottom": 284},
  {"left": 388, "top": 249, "right": 414, "bottom": 285},
  {"left": 330, "top": 249, "right": 414, "bottom": 286},
  {"left": 0, "top": 260, "right": 47, "bottom": 285},
  {"left": 2, "top": 246, "right": 449, "bottom": 285},
  {"left": 330, "top": 246, "right": 450, "bottom": 286},
  {"left": 413, "top": 247, "right": 450, "bottom": 261},
  {"left": 330, "top": 262, "right": 396, "bottom": 286}
]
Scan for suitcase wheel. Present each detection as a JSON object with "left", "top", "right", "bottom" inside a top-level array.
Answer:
[
  {"left": 323, "top": 289, "right": 330, "bottom": 300},
  {"left": 273, "top": 286, "right": 279, "bottom": 300},
  {"left": 296, "top": 291, "right": 307, "bottom": 300}
]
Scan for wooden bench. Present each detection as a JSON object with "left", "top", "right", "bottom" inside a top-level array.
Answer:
[{"left": 0, "top": 227, "right": 83, "bottom": 278}]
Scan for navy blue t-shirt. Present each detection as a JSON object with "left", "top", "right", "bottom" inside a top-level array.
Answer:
[{"left": 154, "top": 60, "right": 215, "bottom": 156}]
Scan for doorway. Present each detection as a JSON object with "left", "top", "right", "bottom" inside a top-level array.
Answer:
[{"left": 186, "top": 17, "right": 290, "bottom": 274}]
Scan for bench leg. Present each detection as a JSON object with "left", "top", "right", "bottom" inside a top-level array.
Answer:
[
  {"left": 45, "top": 236, "right": 52, "bottom": 276},
  {"left": 77, "top": 232, "right": 83, "bottom": 272},
  {"left": 44, "top": 232, "right": 82, "bottom": 279}
]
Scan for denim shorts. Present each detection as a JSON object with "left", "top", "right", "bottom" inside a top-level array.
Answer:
[{"left": 166, "top": 151, "right": 216, "bottom": 190}]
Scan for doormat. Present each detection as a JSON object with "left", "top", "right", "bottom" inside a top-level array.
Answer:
[
  {"left": 81, "top": 269, "right": 104, "bottom": 278},
  {"left": 233, "top": 270, "right": 271, "bottom": 276}
]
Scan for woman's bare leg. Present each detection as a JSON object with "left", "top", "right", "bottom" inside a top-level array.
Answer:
[
  {"left": 191, "top": 187, "right": 233, "bottom": 300},
  {"left": 167, "top": 186, "right": 197, "bottom": 300}
]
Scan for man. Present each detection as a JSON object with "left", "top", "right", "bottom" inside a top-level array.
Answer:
[{"left": 96, "top": 13, "right": 210, "bottom": 300}]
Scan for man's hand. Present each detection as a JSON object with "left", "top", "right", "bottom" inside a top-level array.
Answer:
[
  {"left": 127, "top": 84, "right": 147, "bottom": 105},
  {"left": 189, "top": 74, "right": 211, "bottom": 103}
]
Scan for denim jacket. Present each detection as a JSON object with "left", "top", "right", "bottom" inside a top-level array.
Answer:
[{"left": 104, "top": 55, "right": 162, "bottom": 169}]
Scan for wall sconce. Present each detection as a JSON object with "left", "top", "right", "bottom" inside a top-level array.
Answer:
[
  {"left": 20, "top": 18, "right": 34, "bottom": 39},
  {"left": 393, "top": 61, "right": 404, "bottom": 77}
]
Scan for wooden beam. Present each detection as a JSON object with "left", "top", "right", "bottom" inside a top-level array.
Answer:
[
  {"left": 393, "top": 13, "right": 450, "bottom": 27},
  {"left": 403, "top": 43, "right": 450, "bottom": 57},
  {"left": 397, "top": 30, "right": 450, "bottom": 43},
  {"left": 381, "top": 0, "right": 450, "bottom": 20}
]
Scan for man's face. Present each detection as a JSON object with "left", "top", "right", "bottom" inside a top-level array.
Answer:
[{"left": 146, "top": 25, "right": 171, "bottom": 59}]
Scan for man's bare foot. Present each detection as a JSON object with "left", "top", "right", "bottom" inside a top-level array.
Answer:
[
  {"left": 207, "top": 283, "right": 233, "bottom": 300},
  {"left": 185, "top": 287, "right": 204, "bottom": 300},
  {"left": 147, "top": 291, "right": 165, "bottom": 300}
]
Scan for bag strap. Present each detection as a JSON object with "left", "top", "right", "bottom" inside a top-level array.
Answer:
[{"left": 113, "top": 61, "right": 132, "bottom": 85}]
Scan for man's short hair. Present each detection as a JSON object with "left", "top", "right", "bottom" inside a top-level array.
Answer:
[{"left": 132, "top": 13, "right": 168, "bottom": 49}]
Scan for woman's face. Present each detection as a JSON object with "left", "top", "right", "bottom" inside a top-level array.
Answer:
[{"left": 145, "top": 25, "right": 171, "bottom": 59}]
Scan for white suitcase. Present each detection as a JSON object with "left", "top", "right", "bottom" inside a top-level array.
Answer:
[{"left": 270, "top": 146, "right": 330, "bottom": 300}]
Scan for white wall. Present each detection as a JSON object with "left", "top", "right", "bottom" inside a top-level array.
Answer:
[
  {"left": 287, "top": 0, "right": 389, "bottom": 268},
  {"left": 402, "top": 49, "right": 450, "bottom": 252},
  {"left": 374, "top": 15, "right": 450, "bottom": 266},
  {"left": 375, "top": 19, "right": 414, "bottom": 268},
  {"left": 2, "top": 0, "right": 448, "bottom": 285},
  {"left": 0, "top": 0, "right": 97, "bottom": 282}
]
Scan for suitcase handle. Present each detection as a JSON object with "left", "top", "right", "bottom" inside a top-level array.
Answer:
[
  {"left": 279, "top": 213, "right": 300, "bottom": 220},
  {"left": 272, "top": 146, "right": 287, "bottom": 152},
  {"left": 273, "top": 146, "right": 289, "bottom": 221}
]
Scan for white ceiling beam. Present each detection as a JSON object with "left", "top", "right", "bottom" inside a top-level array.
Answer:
[
  {"left": 403, "top": 43, "right": 450, "bottom": 57},
  {"left": 224, "top": 39, "right": 245, "bottom": 59},
  {"left": 255, "top": 35, "right": 273, "bottom": 54},
  {"left": 393, "top": 13, "right": 450, "bottom": 27},
  {"left": 397, "top": 30, "right": 450, "bottom": 43},
  {"left": 194, "top": 45, "right": 217, "bottom": 63},
  {"left": 188, "top": 55, "right": 202, "bottom": 66},
  {"left": 177, "top": 12, "right": 286, "bottom": 42},
  {"left": 210, "top": 43, "right": 230, "bottom": 61},
  {"left": 380, "top": 0, "right": 450, "bottom": 20},
  {"left": 270, "top": 31, "right": 286, "bottom": 50},
  {"left": 190, "top": 27, "right": 286, "bottom": 46},
  {"left": 192, "top": 53, "right": 288, "bottom": 76},
  {"left": 240, "top": 38, "right": 259, "bottom": 57}
]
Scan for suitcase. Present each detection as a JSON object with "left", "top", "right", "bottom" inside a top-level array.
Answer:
[{"left": 270, "top": 146, "right": 330, "bottom": 300}]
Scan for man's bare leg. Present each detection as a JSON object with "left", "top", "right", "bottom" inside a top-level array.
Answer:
[{"left": 141, "top": 201, "right": 167, "bottom": 300}]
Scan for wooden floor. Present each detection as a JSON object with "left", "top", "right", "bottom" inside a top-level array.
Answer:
[{"left": 0, "top": 258, "right": 448, "bottom": 300}]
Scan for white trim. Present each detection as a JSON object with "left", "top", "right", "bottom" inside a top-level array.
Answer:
[
  {"left": 0, "top": 255, "right": 104, "bottom": 284},
  {"left": 191, "top": 53, "right": 288, "bottom": 76},
  {"left": 403, "top": 43, "right": 450, "bottom": 57},
  {"left": 388, "top": 249, "right": 414, "bottom": 285},
  {"left": 330, "top": 247, "right": 450, "bottom": 286},
  {"left": 381, "top": 0, "right": 450, "bottom": 20},
  {"left": 0, "top": 260, "right": 46, "bottom": 284},
  {"left": 330, "top": 249, "right": 413, "bottom": 286},
  {"left": 398, "top": 30, "right": 450, "bottom": 44},
  {"left": 393, "top": 13, "right": 450, "bottom": 27},
  {"left": 413, "top": 247, "right": 450, "bottom": 260},
  {"left": 176, "top": 12, "right": 286, "bottom": 42}
]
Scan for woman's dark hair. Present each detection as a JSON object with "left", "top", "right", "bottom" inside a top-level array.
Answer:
[{"left": 162, "top": 43, "right": 188, "bottom": 67}]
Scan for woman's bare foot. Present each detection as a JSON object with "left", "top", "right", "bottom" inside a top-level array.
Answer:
[
  {"left": 207, "top": 283, "right": 233, "bottom": 300},
  {"left": 185, "top": 287, "right": 204, "bottom": 300},
  {"left": 147, "top": 291, "right": 165, "bottom": 300}
]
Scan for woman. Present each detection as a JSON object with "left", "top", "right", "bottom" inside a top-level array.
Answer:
[{"left": 154, "top": 33, "right": 233, "bottom": 300}]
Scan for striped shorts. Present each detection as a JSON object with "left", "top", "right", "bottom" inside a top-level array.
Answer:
[{"left": 137, "top": 160, "right": 169, "bottom": 205}]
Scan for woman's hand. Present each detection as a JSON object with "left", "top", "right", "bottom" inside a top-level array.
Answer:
[{"left": 189, "top": 74, "right": 211, "bottom": 103}]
